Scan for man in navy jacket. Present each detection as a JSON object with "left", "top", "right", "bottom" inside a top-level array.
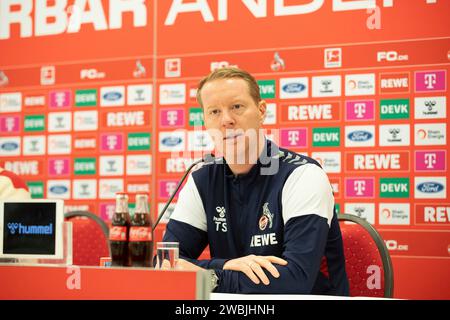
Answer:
[{"left": 163, "top": 67, "right": 349, "bottom": 295}]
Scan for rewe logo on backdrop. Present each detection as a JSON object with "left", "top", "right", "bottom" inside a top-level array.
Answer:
[
  {"left": 4, "top": 160, "right": 41, "bottom": 176},
  {"left": 284, "top": 103, "right": 339, "bottom": 122}
]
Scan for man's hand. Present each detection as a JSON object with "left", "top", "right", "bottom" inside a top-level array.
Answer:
[
  {"left": 223, "top": 255, "right": 288, "bottom": 285},
  {"left": 175, "top": 258, "right": 205, "bottom": 271}
]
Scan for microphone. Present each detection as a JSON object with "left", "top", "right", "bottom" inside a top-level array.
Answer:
[{"left": 152, "top": 153, "right": 216, "bottom": 229}]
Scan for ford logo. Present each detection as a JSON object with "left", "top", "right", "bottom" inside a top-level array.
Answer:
[
  {"left": 50, "top": 185, "right": 68, "bottom": 194},
  {"left": 348, "top": 131, "right": 372, "bottom": 142},
  {"left": 417, "top": 182, "right": 444, "bottom": 193},
  {"left": 162, "top": 137, "right": 182, "bottom": 147},
  {"left": 103, "top": 92, "right": 122, "bottom": 101},
  {"left": 1, "top": 142, "right": 19, "bottom": 151},
  {"left": 282, "top": 83, "right": 306, "bottom": 93}
]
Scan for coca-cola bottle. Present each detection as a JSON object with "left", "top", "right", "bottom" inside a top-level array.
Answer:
[
  {"left": 129, "top": 193, "right": 153, "bottom": 267},
  {"left": 109, "top": 192, "right": 131, "bottom": 267}
]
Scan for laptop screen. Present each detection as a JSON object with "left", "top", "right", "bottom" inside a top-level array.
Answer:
[{"left": 0, "top": 200, "right": 64, "bottom": 259}]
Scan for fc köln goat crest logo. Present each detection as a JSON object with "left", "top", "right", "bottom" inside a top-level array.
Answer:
[{"left": 259, "top": 203, "right": 274, "bottom": 231}]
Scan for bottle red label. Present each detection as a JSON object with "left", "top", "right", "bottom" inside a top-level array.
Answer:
[
  {"left": 109, "top": 226, "right": 127, "bottom": 241},
  {"left": 129, "top": 226, "right": 152, "bottom": 242}
]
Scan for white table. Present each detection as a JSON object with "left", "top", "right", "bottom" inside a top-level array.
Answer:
[{"left": 211, "top": 293, "right": 393, "bottom": 300}]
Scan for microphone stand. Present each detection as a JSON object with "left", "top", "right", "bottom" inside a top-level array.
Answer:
[{"left": 152, "top": 154, "right": 215, "bottom": 229}]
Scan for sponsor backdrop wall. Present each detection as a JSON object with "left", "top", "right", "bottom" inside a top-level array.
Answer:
[{"left": 0, "top": 0, "right": 449, "bottom": 299}]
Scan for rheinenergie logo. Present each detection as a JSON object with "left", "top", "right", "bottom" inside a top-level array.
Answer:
[{"left": 7, "top": 223, "right": 53, "bottom": 235}]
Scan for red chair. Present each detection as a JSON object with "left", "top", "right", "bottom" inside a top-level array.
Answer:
[
  {"left": 338, "top": 213, "right": 394, "bottom": 298},
  {"left": 65, "top": 211, "right": 110, "bottom": 266}
]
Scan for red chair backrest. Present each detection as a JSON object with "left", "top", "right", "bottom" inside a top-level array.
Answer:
[
  {"left": 339, "top": 221, "right": 386, "bottom": 297},
  {"left": 66, "top": 215, "right": 110, "bottom": 266},
  {"left": 319, "top": 214, "right": 393, "bottom": 297}
]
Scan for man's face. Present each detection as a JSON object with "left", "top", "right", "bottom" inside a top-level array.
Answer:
[{"left": 201, "top": 78, "right": 266, "bottom": 161}]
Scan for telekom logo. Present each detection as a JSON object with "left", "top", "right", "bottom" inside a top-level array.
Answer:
[
  {"left": 50, "top": 91, "right": 71, "bottom": 108},
  {"left": 346, "top": 100, "right": 373, "bottom": 121},
  {"left": 55, "top": 92, "right": 67, "bottom": 107},
  {"left": 100, "top": 204, "right": 115, "bottom": 221},
  {"left": 166, "top": 111, "right": 178, "bottom": 125},
  {"left": 107, "top": 136, "right": 118, "bottom": 150},
  {"left": 354, "top": 180, "right": 366, "bottom": 196},
  {"left": 354, "top": 103, "right": 366, "bottom": 118},
  {"left": 106, "top": 206, "right": 115, "bottom": 219},
  {"left": 101, "top": 134, "right": 122, "bottom": 151},
  {"left": 165, "top": 182, "right": 177, "bottom": 197},
  {"left": 346, "top": 178, "right": 373, "bottom": 198},
  {"left": 1, "top": 116, "right": 19, "bottom": 132},
  {"left": 161, "top": 109, "right": 183, "bottom": 126},
  {"left": 424, "top": 153, "right": 437, "bottom": 169},
  {"left": 288, "top": 131, "right": 300, "bottom": 145},
  {"left": 49, "top": 159, "right": 68, "bottom": 175},
  {"left": 53, "top": 160, "right": 65, "bottom": 174},
  {"left": 5, "top": 118, "right": 15, "bottom": 131},
  {"left": 281, "top": 128, "right": 306, "bottom": 148},
  {"left": 415, "top": 70, "right": 446, "bottom": 92},
  {"left": 424, "top": 74, "right": 437, "bottom": 89},
  {"left": 415, "top": 150, "right": 445, "bottom": 172}
]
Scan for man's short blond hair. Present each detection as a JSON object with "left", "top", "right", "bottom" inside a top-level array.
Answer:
[{"left": 196, "top": 67, "right": 261, "bottom": 107}]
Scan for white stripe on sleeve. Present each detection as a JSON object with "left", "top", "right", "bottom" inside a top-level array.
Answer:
[
  {"left": 169, "top": 174, "right": 207, "bottom": 232},
  {"left": 281, "top": 164, "right": 334, "bottom": 226}
]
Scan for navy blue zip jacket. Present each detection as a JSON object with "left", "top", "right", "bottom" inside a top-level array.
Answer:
[{"left": 163, "top": 139, "right": 349, "bottom": 295}]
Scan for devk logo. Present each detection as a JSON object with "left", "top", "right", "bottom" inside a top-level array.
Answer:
[{"left": 7, "top": 222, "right": 53, "bottom": 235}]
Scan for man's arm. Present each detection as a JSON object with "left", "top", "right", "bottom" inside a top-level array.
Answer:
[
  {"left": 214, "top": 164, "right": 335, "bottom": 294},
  {"left": 215, "top": 215, "right": 329, "bottom": 293},
  {"left": 162, "top": 174, "right": 228, "bottom": 269},
  {"left": 0, "top": 168, "right": 31, "bottom": 200},
  {"left": 163, "top": 219, "right": 229, "bottom": 269}
]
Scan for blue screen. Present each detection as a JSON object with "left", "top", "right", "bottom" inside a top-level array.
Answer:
[{"left": 3, "top": 202, "right": 56, "bottom": 255}]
